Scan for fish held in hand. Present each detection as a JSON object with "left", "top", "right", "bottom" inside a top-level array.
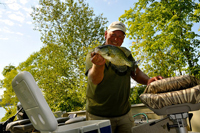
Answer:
[{"left": 94, "top": 45, "right": 135, "bottom": 68}]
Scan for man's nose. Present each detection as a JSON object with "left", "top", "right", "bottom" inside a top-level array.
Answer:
[{"left": 114, "top": 37, "right": 118, "bottom": 40}]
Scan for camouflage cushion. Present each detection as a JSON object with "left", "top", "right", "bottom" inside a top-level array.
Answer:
[
  {"left": 140, "top": 75, "right": 200, "bottom": 109},
  {"left": 6, "top": 119, "right": 36, "bottom": 133}
]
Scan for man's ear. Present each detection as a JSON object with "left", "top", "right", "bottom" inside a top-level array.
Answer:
[{"left": 105, "top": 30, "right": 107, "bottom": 39}]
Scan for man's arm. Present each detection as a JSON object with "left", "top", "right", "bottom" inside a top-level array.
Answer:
[
  {"left": 131, "top": 67, "right": 164, "bottom": 85},
  {"left": 88, "top": 52, "right": 106, "bottom": 85},
  {"left": 131, "top": 67, "right": 150, "bottom": 85}
]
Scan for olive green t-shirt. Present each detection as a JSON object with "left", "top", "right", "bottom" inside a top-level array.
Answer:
[{"left": 85, "top": 46, "right": 138, "bottom": 117}]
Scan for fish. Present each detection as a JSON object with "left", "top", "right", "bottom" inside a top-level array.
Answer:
[{"left": 94, "top": 45, "right": 137, "bottom": 68}]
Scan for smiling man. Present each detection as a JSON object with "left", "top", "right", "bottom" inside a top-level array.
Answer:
[{"left": 85, "top": 21, "right": 163, "bottom": 133}]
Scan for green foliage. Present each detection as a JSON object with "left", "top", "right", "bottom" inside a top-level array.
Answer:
[
  {"left": 0, "top": 69, "right": 18, "bottom": 121},
  {"left": 28, "top": 0, "right": 107, "bottom": 112},
  {"left": 0, "top": 0, "right": 107, "bottom": 121},
  {"left": 2, "top": 64, "right": 16, "bottom": 77},
  {"left": 0, "top": 69, "right": 18, "bottom": 107},
  {"left": 120, "top": 0, "right": 200, "bottom": 78},
  {"left": 130, "top": 85, "right": 146, "bottom": 104}
]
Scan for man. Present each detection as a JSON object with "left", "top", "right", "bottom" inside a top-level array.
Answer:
[{"left": 85, "top": 21, "right": 163, "bottom": 133}]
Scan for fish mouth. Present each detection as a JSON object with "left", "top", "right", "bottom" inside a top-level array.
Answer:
[
  {"left": 94, "top": 47, "right": 100, "bottom": 53},
  {"left": 96, "top": 45, "right": 104, "bottom": 49}
]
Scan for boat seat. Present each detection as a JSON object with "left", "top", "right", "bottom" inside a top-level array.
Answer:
[{"left": 140, "top": 75, "right": 200, "bottom": 115}]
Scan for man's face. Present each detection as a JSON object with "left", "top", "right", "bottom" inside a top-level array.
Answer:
[{"left": 105, "top": 30, "right": 125, "bottom": 47}]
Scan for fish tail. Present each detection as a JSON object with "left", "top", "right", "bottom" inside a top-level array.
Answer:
[{"left": 125, "top": 61, "right": 133, "bottom": 69}]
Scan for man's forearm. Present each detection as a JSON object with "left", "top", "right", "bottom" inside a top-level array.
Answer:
[
  {"left": 88, "top": 64, "right": 105, "bottom": 85},
  {"left": 131, "top": 67, "right": 150, "bottom": 85}
]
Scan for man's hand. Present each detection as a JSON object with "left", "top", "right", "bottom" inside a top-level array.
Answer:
[
  {"left": 147, "top": 76, "right": 164, "bottom": 85},
  {"left": 88, "top": 52, "right": 106, "bottom": 85},
  {"left": 90, "top": 52, "right": 106, "bottom": 66}
]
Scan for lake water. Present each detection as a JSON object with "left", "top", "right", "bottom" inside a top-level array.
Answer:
[{"left": 0, "top": 107, "right": 6, "bottom": 120}]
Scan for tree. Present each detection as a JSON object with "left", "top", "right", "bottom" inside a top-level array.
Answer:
[
  {"left": 119, "top": 0, "right": 200, "bottom": 78},
  {"left": 27, "top": 0, "right": 107, "bottom": 112},
  {"left": 2, "top": 65, "right": 16, "bottom": 77},
  {"left": 18, "top": 44, "right": 89, "bottom": 112},
  {"left": 0, "top": 69, "right": 18, "bottom": 122},
  {"left": 0, "top": 0, "right": 107, "bottom": 121},
  {"left": 0, "top": 64, "right": 16, "bottom": 88},
  {"left": 130, "top": 85, "right": 146, "bottom": 104},
  {"left": 0, "top": 65, "right": 17, "bottom": 110}
]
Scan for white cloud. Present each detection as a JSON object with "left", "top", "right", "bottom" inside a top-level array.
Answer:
[
  {"left": 26, "top": 21, "right": 32, "bottom": 25},
  {"left": 1, "top": 27, "right": 23, "bottom": 36},
  {"left": 8, "top": 14, "right": 25, "bottom": 23},
  {"left": 2, "top": 28, "right": 15, "bottom": 34},
  {"left": 0, "top": 9, "right": 4, "bottom": 18},
  {"left": 7, "top": 2, "right": 22, "bottom": 11},
  {"left": 5, "top": 11, "right": 12, "bottom": 17},
  {"left": 16, "top": 32, "right": 23, "bottom": 35},
  {"left": 5, "top": 0, "right": 17, "bottom": 3},
  {"left": 0, "top": 19, "right": 14, "bottom": 26},
  {"left": 23, "top": 7, "right": 33, "bottom": 13},
  {"left": 20, "top": 0, "right": 28, "bottom": 5},
  {"left": 15, "top": 11, "right": 24, "bottom": 17},
  {"left": 0, "top": 37, "right": 9, "bottom": 40},
  {"left": 23, "top": 7, "right": 33, "bottom": 18},
  {"left": 1, "top": 27, "right": 23, "bottom": 35},
  {"left": 103, "top": 0, "right": 118, "bottom": 5}
]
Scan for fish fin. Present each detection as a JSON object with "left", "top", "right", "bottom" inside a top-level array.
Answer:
[
  {"left": 118, "top": 47, "right": 131, "bottom": 57},
  {"left": 126, "top": 61, "right": 132, "bottom": 67},
  {"left": 135, "top": 60, "right": 140, "bottom": 65},
  {"left": 130, "top": 60, "right": 140, "bottom": 72}
]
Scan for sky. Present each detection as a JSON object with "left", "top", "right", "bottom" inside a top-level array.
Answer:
[
  {"left": 0, "top": 0, "right": 43, "bottom": 96},
  {"left": 0, "top": 0, "right": 200, "bottom": 97},
  {"left": 0, "top": 0, "right": 138, "bottom": 97}
]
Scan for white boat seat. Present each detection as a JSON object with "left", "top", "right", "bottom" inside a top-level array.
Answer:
[{"left": 140, "top": 75, "right": 200, "bottom": 115}]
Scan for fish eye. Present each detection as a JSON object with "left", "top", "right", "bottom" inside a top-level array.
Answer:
[{"left": 97, "top": 46, "right": 103, "bottom": 49}]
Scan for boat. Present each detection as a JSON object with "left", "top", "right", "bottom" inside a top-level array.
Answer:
[{"left": 1, "top": 71, "right": 200, "bottom": 133}]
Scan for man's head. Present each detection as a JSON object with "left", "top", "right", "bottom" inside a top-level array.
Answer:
[
  {"left": 105, "top": 21, "right": 126, "bottom": 47},
  {"left": 107, "top": 21, "right": 126, "bottom": 33}
]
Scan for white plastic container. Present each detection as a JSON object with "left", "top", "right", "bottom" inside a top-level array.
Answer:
[{"left": 12, "top": 71, "right": 111, "bottom": 133}]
